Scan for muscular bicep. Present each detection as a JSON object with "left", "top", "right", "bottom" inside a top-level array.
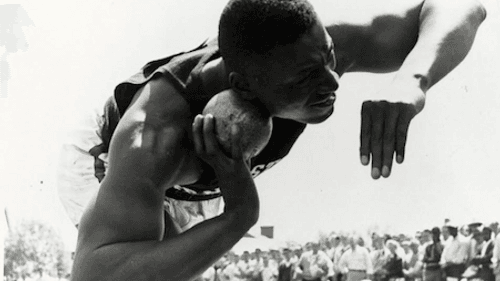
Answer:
[
  {"left": 106, "top": 78, "right": 195, "bottom": 185},
  {"left": 77, "top": 77, "right": 195, "bottom": 249},
  {"left": 323, "top": 0, "right": 424, "bottom": 73}
]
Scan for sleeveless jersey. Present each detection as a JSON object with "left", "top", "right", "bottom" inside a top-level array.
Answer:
[{"left": 98, "top": 38, "right": 307, "bottom": 201}]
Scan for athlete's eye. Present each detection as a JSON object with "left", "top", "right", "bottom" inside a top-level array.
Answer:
[
  {"left": 297, "top": 73, "right": 312, "bottom": 85},
  {"left": 327, "top": 48, "right": 336, "bottom": 70}
]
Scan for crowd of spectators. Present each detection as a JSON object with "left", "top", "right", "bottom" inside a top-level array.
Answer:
[{"left": 196, "top": 220, "right": 500, "bottom": 281}]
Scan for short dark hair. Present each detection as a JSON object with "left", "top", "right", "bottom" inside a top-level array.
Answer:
[
  {"left": 447, "top": 226, "right": 458, "bottom": 238},
  {"left": 218, "top": 0, "right": 317, "bottom": 75},
  {"left": 483, "top": 227, "right": 492, "bottom": 237},
  {"left": 431, "top": 227, "right": 441, "bottom": 236}
]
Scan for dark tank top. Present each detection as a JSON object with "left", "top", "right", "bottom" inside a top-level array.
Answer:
[{"left": 98, "top": 38, "right": 307, "bottom": 201}]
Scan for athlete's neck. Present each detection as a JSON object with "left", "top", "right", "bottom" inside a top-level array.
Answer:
[{"left": 200, "top": 57, "right": 230, "bottom": 95}]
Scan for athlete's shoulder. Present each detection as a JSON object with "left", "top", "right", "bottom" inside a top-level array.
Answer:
[
  {"left": 322, "top": 0, "right": 424, "bottom": 73},
  {"left": 317, "top": 0, "right": 423, "bottom": 26},
  {"left": 124, "top": 76, "right": 193, "bottom": 127}
]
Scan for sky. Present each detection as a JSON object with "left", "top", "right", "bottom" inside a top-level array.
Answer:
[{"left": 1, "top": 0, "right": 500, "bottom": 253}]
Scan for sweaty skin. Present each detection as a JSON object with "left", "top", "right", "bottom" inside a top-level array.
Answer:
[{"left": 71, "top": 0, "right": 486, "bottom": 280}]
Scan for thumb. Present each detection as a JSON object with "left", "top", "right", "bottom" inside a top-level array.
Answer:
[{"left": 230, "top": 124, "right": 243, "bottom": 160}]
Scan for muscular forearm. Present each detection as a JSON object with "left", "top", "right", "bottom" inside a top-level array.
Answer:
[
  {"left": 216, "top": 163, "right": 259, "bottom": 219},
  {"left": 73, "top": 211, "right": 256, "bottom": 281},
  {"left": 395, "top": 0, "right": 486, "bottom": 92}
]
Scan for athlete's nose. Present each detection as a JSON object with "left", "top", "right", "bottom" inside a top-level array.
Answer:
[{"left": 320, "top": 66, "right": 339, "bottom": 93}]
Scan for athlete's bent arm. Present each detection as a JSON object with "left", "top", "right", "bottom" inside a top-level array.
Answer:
[
  {"left": 326, "top": 0, "right": 486, "bottom": 179},
  {"left": 359, "top": 0, "right": 486, "bottom": 179},
  {"left": 71, "top": 78, "right": 259, "bottom": 281}
]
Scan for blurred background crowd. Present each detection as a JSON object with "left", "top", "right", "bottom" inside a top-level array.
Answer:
[{"left": 197, "top": 220, "right": 500, "bottom": 281}]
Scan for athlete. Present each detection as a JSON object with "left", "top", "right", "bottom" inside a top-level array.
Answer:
[{"left": 66, "top": 0, "right": 486, "bottom": 280}]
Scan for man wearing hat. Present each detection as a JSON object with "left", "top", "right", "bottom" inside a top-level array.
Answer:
[{"left": 440, "top": 222, "right": 469, "bottom": 281}]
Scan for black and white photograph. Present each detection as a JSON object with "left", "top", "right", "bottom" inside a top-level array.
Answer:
[{"left": 1, "top": 0, "right": 500, "bottom": 280}]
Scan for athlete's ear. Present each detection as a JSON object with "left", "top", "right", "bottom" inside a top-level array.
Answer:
[{"left": 228, "top": 72, "right": 257, "bottom": 100}]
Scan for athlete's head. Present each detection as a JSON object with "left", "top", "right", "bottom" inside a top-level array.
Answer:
[{"left": 219, "top": 0, "right": 339, "bottom": 124}]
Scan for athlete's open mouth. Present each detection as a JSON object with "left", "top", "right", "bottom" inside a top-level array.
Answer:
[{"left": 311, "top": 93, "right": 336, "bottom": 107}]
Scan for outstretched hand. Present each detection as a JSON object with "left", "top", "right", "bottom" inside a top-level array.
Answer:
[{"left": 360, "top": 83, "right": 425, "bottom": 179}]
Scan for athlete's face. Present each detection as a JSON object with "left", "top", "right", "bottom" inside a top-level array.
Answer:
[{"left": 249, "top": 18, "right": 339, "bottom": 124}]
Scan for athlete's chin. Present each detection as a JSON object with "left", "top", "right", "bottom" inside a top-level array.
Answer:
[{"left": 304, "top": 106, "right": 334, "bottom": 124}]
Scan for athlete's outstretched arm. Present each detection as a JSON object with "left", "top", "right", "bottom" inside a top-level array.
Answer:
[
  {"left": 71, "top": 78, "right": 259, "bottom": 281},
  {"left": 355, "top": 0, "right": 486, "bottom": 179}
]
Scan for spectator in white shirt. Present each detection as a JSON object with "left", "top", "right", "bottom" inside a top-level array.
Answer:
[
  {"left": 334, "top": 235, "right": 351, "bottom": 281},
  {"left": 442, "top": 221, "right": 452, "bottom": 247},
  {"left": 297, "top": 242, "right": 331, "bottom": 281},
  {"left": 402, "top": 241, "right": 413, "bottom": 265},
  {"left": 440, "top": 224, "right": 469, "bottom": 281},
  {"left": 339, "top": 236, "right": 374, "bottom": 281},
  {"left": 441, "top": 222, "right": 452, "bottom": 246},
  {"left": 403, "top": 241, "right": 422, "bottom": 281},
  {"left": 294, "top": 248, "right": 304, "bottom": 263},
  {"left": 468, "top": 222, "right": 484, "bottom": 261},
  {"left": 327, "top": 235, "right": 341, "bottom": 262},
  {"left": 271, "top": 249, "right": 283, "bottom": 267},
  {"left": 251, "top": 249, "right": 265, "bottom": 281},
  {"left": 239, "top": 251, "right": 254, "bottom": 281},
  {"left": 262, "top": 253, "right": 279, "bottom": 281},
  {"left": 200, "top": 266, "right": 217, "bottom": 281},
  {"left": 221, "top": 252, "right": 245, "bottom": 281},
  {"left": 321, "top": 248, "right": 335, "bottom": 281},
  {"left": 371, "top": 233, "right": 388, "bottom": 281}
]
